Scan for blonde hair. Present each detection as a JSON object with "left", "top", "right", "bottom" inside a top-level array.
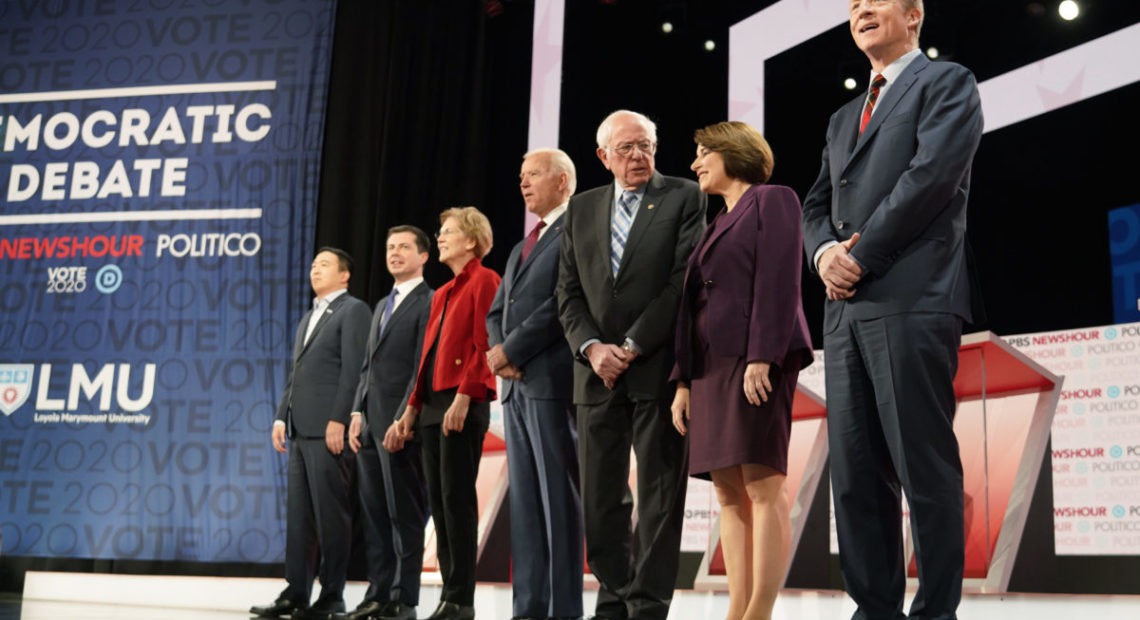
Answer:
[{"left": 440, "top": 206, "right": 493, "bottom": 258}]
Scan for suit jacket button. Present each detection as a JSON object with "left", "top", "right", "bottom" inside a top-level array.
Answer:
[
  {"left": 839, "top": 179, "right": 848, "bottom": 187},
  {"left": 703, "top": 280, "right": 714, "bottom": 288},
  {"left": 837, "top": 221, "right": 846, "bottom": 230},
  {"left": 454, "top": 358, "right": 462, "bottom": 365}
]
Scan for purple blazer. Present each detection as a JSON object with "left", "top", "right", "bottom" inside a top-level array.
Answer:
[{"left": 672, "top": 183, "right": 813, "bottom": 383}]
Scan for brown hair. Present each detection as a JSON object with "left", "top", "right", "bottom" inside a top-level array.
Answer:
[{"left": 693, "top": 121, "right": 774, "bottom": 184}]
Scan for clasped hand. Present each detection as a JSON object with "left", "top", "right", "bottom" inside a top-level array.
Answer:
[
  {"left": 586, "top": 342, "right": 632, "bottom": 390},
  {"left": 819, "top": 232, "right": 863, "bottom": 301},
  {"left": 486, "top": 344, "right": 523, "bottom": 380},
  {"left": 384, "top": 405, "right": 418, "bottom": 453}
]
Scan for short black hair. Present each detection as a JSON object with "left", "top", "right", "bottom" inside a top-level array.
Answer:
[{"left": 316, "top": 246, "right": 353, "bottom": 273}]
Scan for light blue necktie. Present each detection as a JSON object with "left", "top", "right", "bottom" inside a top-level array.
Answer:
[
  {"left": 379, "top": 288, "right": 398, "bottom": 334},
  {"left": 611, "top": 190, "right": 637, "bottom": 276}
]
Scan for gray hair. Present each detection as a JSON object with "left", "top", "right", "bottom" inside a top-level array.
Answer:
[
  {"left": 524, "top": 147, "right": 578, "bottom": 195},
  {"left": 595, "top": 110, "right": 658, "bottom": 150}
]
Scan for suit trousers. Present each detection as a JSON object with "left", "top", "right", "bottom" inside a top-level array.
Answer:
[
  {"left": 284, "top": 437, "right": 356, "bottom": 604},
  {"left": 503, "top": 394, "right": 583, "bottom": 618},
  {"left": 824, "top": 312, "right": 964, "bottom": 620},
  {"left": 356, "top": 434, "right": 429, "bottom": 606},
  {"left": 420, "top": 405, "right": 489, "bottom": 606},
  {"left": 578, "top": 390, "right": 688, "bottom": 620}
]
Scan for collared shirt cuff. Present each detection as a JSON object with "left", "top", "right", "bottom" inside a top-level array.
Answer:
[{"left": 813, "top": 240, "right": 839, "bottom": 271}]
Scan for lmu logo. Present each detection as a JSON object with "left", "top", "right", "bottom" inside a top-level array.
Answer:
[
  {"left": 0, "top": 363, "right": 156, "bottom": 414},
  {"left": 0, "top": 364, "right": 34, "bottom": 416}
]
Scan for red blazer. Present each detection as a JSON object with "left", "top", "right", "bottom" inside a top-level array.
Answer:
[{"left": 408, "top": 257, "right": 501, "bottom": 407}]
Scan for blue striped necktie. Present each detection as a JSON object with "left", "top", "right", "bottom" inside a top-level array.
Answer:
[{"left": 611, "top": 190, "right": 637, "bottom": 276}]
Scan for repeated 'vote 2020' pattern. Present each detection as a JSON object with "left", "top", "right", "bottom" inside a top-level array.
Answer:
[{"left": 0, "top": 0, "right": 336, "bottom": 562}]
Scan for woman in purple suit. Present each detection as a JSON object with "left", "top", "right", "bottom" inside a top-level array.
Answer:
[{"left": 671, "top": 121, "right": 813, "bottom": 620}]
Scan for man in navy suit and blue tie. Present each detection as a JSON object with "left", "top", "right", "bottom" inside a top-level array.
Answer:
[
  {"left": 802, "top": 2, "right": 983, "bottom": 619},
  {"left": 347, "top": 226, "right": 434, "bottom": 620},
  {"left": 252, "top": 247, "right": 373, "bottom": 619},
  {"left": 486, "top": 148, "right": 583, "bottom": 620}
]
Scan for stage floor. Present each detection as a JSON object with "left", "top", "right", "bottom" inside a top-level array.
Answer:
[{"left": 9, "top": 573, "right": 1140, "bottom": 620}]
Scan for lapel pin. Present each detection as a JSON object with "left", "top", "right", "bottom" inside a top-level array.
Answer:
[{"left": 647, "top": 203, "right": 655, "bottom": 210}]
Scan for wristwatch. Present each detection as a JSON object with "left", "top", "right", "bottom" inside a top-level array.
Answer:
[{"left": 621, "top": 339, "right": 637, "bottom": 354}]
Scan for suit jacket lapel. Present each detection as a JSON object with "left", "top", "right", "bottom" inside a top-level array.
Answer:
[
  {"left": 293, "top": 309, "right": 312, "bottom": 360},
  {"left": 698, "top": 194, "right": 750, "bottom": 264},
  {"left": 618, "top": 173, "right": 666, "bottom": 280},
  {"left": 300, "top": 294, "right": 346, "bottom": 355},
  {"left": 846, "top": 55, "right": 928, "bottom": 169},
  {"left": 514, "top": 214, "right": 564, "bottom": 281},
  {"left": 593, "top": 185, "right": 616, "bottom": 283},
  {"left": 375, "top": 282, "right": 427, "bottom": 351}
]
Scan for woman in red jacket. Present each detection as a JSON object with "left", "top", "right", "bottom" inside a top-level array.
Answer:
[{"left": 387, "top": 206, "right": 500, "bottom": 620}]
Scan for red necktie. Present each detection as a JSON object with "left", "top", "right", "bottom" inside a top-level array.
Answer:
[
  {"left": 860, "top": 74, "right": 887, "bottom": 135},
  {"left": 520, "top": 220, "right": 546, "bottom": 262}
]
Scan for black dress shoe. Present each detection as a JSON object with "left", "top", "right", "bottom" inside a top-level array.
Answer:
[
  {"left": 346, "top": 599, "right": 386, "bottom": 620},
  {"left": 293, "top": 598, "right": 346, "bottom": 619},
  {"left": 425, "top": 601, "right": 475, "bottom": 619},
  {"left": 377, "top": 601, "right": 417, "bottom": 620},
  {"left": 250, "top": 598, "right": 301, "bottom": 617}
]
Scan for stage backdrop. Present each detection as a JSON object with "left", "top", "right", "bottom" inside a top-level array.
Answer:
[{"left": 0, "top": 0, "right": 337, "bottom": 562}]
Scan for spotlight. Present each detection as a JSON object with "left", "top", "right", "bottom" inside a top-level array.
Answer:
[
  {"left": 662, "top": 22, "right": 674, "bottom": 34},
  {"left": 844, "top": 77, "right": 858, "bottom": 91},
  {"left": 925, "top": 46, "right": 939, "bottom": 59},
  {"left": 704, "top": 39, "right": 716, "bottom": 52},
  {"left": 1058, "top": 0, "right": 1080, "bottom": 20}
]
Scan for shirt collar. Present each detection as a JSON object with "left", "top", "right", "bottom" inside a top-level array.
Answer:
[
  {"left": 874, "top": 48, "right": 922, "bottom": 86},
  {"left": 313, "top": 288, "right": 347, "bottom": 307},
  {"left": 540, "top": 203, "right": 568, "bottom": 227},
  {"left": 614, "top": 180, "right": 646, "bottom": 201},
  {"left": 392, "top": 276, "right": 424, "bottom": 297}
]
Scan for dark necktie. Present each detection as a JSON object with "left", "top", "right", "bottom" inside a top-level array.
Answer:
[
  {"left": 379, "top": 288, "right": 398, "bottom": 334},
  {"left": 860, "top": 73, "right": 887, "bottom": 135},
  {"left": 520, "top": 220, "right": 546, "bottom": 263}
]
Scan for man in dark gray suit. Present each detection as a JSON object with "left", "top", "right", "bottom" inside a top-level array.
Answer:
[
  {"left": 557, "top": 110, "right": 706, "bottom": 620},
  {"left": 801, "top": 2, "right": 983, "bottom": 619},
  {"left": 347, "top": 226, "right": 434, "bottom": 620},
  {"left": 252, "top": 247, "right": 373, "bottom": 619},
  {"left": 486, "top": 148, "right": 582, "bottom": 620}
]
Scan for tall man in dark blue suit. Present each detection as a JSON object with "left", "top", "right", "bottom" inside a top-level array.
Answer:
[
  {"left": 252, "top": 247, "right": 373, "bottom": 619},
  {"left": 486, "top": 148, "right": 582, "bottom": 620},
  {"left": 347, "top": 226, "right": 434, "bottom": 620},
  {"left": 801, "top": 2, "right": 983, "bottom": 619}
]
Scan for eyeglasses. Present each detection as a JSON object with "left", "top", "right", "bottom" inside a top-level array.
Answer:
[
  {"left": 607, "top": 141, "right": 657, "bottom": 158},
  {"left": 435, "top": 228, "right": 460, "bottom": 239}
]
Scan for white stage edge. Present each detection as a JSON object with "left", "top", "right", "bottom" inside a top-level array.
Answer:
[{"left": 20, "top": 571, "right": 1140, "bottom": 620}]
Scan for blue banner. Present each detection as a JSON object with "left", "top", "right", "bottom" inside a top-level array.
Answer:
[{"left": 0, "top": 0, "right": 336, "bottom": 562}]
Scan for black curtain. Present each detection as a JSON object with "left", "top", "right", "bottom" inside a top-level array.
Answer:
[{"left": 317, "top": 0, "right": 534, "bottom": 305}]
